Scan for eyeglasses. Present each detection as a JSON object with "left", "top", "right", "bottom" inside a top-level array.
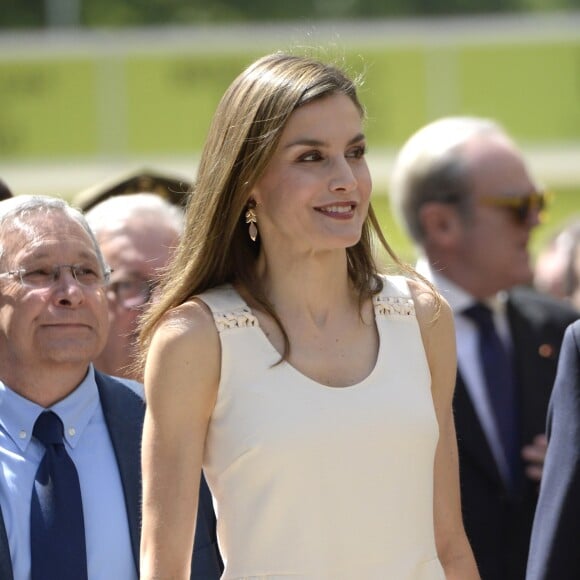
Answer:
[
  {"left": 107, "top": 278, "right": 157, "bottom": 309},
  {"left": 478, "top": 190, "right": 551, "bottom": 223},
  {"left": 0, "top": 264, "right": 111, "bottom": 289}
]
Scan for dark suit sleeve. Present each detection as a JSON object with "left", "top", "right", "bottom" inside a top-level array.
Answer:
[
  {"left": 0, "top": 505, "right": 14, "bottom": 580},
  {"left": 96, "top": 372, "right": 223, "bottom": 579},
  {"left": 527, "top": 320, "right": 580, "bottom": 580},
  {"left": 190, "top": 474, "right": 223, "bottom": 579}
]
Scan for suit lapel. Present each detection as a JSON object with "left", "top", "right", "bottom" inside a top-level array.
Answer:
[
  {"left": 507, "top": 296, "right": 557, "bottom": 445},
  {"left": 454, "top": 370, "right": 505, "bottom": 490},
  {"left": 95, "top": 372, "right": 145, "bottom": 574},
  {"left": 456, "top": 293, "right": 566, "bottom": 495},
  {"left": 0, "top": 505, "right": 14, "bottom": 580},
  {"left": 0, "top": 375, "right": 144, "bottom": 580}
]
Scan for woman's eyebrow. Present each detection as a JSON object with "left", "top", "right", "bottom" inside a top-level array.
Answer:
[{"left": 284, "top": 133, "right": 366, "bottom": 150}]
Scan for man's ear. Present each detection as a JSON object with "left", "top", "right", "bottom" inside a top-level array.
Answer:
[{"left": 418, "top": 202, "right": 463, "bottom": 249}]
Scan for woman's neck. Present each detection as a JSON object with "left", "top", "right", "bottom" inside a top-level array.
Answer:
[{"left": 253, "top": 247, "right": 356, "bottom": 324}]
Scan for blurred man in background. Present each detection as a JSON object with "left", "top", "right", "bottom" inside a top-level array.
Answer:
[
  {"left": 0, "top": 178, "right": 13, "bottom": 201},
  {"left": 534, "top": 217, "right": 580, "bottom": 311},
  {"left": 86, "top": 193, "right": 183, "bottom": 381},
  {"left": 389, "top": 116, "right": 578, "bottom": 580},
  {"left": 74, "top": 167, "right": 190, "bottom": 212}
]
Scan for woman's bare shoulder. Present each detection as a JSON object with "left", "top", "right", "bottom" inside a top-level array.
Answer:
[
  {"left": 147, "top": 298, "right": 220, "bottom": 374},
  {"left": 153, "top": 298, "right": 217, "bottom": 344},
  {"left": 145, "top": 298, "right": 221, "bottom": 405},
  {"left": 406, "top": 278, "right": 447, "bottom": 318},
  {"left": 406, "top": 277, "right": 454, "bottom": 347}
]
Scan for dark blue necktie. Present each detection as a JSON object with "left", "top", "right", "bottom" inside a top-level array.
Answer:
[
  {"left": 463, "top": 303, "right": 520, "bottom": 489},
  {"left": 30, "top": 411, "right": 88, "bottom": 580}
]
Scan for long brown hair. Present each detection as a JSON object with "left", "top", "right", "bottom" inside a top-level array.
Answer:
[{"left": 139, "top": 52, "right": 419, "bottom": 361}]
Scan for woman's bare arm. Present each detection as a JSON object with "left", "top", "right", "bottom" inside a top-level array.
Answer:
[
  {"left": 140, "top": 300, "right": 221, "bottom": 580},
  {"left": 411, "top": 280, "right": 480, "bottom": 580}
]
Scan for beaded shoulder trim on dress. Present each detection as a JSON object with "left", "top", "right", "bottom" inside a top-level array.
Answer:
[
  {"left": 213, "top": 307, "right": 258, "bottom": 333},
  {"left": 212, "top": 295, "right": 415, "bottom": 333},
  {"left": 373, "top": 294, "right": 415, "bottom": 317}
]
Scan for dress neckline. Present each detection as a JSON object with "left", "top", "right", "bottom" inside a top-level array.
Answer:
[{"left": 225, "top": 283, "right": 383, "bottom": 391}]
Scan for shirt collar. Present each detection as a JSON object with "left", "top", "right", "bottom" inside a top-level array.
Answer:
[
  {"left": 0, "top": 364, "right": 100, "bottom": 452},
  {"left": 415, "top": 255, "right": 509, "bottom": 317}
]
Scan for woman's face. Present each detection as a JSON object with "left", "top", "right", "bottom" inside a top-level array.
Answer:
[{"left": 251, "top": 93, "right": 372, "bottom": 257}]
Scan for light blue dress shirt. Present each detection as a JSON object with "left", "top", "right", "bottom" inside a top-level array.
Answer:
[{"left": 0, "top": 365, "right": 139, "bottom": 580}]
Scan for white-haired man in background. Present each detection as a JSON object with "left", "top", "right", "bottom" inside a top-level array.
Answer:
[{"left": 86, "top": 193, "right": 183, "bottom": 381}]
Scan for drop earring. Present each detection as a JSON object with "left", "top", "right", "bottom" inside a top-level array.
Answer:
[{"left": 245, "top": 200, "right": 258, "bottom": 242}]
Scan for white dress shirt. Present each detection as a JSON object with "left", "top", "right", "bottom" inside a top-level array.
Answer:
[
  {"left": 0, "top": 365, "right": 139, "bottom": 580},
  {"left": 416, "top": 257, "right": 515, "bottom": 485}
]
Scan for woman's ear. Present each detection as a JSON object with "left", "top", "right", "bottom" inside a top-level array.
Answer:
[{"left": 418, "top": 202, "right": 464, "bottom": 249}]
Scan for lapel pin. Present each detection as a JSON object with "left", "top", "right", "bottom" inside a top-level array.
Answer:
[{"left": 538, "top": 343, "right": 555, "bottom": 358}]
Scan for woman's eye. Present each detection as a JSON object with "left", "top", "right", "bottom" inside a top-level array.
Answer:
[
  {"left": 299, "top": 151, "right": 322, "bottom": 162},
  {"left": 346, "top": 145, "right": 366, "bottom": 159}
]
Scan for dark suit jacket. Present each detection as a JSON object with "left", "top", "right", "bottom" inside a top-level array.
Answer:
[
  {"left": 454, "top": 287, "right": 578, "bottom": 580},
  {"left": 0, "top": 371, "right": 222, "bottom": 580},
  {"left": 526, "top": 320, "right": 580, "bottom": 580}
]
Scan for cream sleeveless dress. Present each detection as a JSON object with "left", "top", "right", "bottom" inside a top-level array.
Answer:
[{"left": 200, "top": 275, "right": 445, "bottom": 580}]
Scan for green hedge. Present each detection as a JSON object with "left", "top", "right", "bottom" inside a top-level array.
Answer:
[{"left": 1, "top": 40, "right": 580, "bottom": 159}]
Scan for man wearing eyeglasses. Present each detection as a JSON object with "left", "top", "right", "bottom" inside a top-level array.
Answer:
[
  {"left": 0, "top": 195, "right": 222, "bottom": 579},
  {"left": 389, "top": 117, "right": 579, "bottom": 580},
  {"left": 86, "top": 193, "right": 183, "bottom": 382}
]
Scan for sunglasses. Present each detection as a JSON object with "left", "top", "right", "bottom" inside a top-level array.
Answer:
[{"left": 478, "top": 190, "right": 551, "bottom": 223}]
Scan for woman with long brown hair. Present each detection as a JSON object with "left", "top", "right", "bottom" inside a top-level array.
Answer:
[{"left": 139, "top": 52, "right": 478, "bottom": 579}]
